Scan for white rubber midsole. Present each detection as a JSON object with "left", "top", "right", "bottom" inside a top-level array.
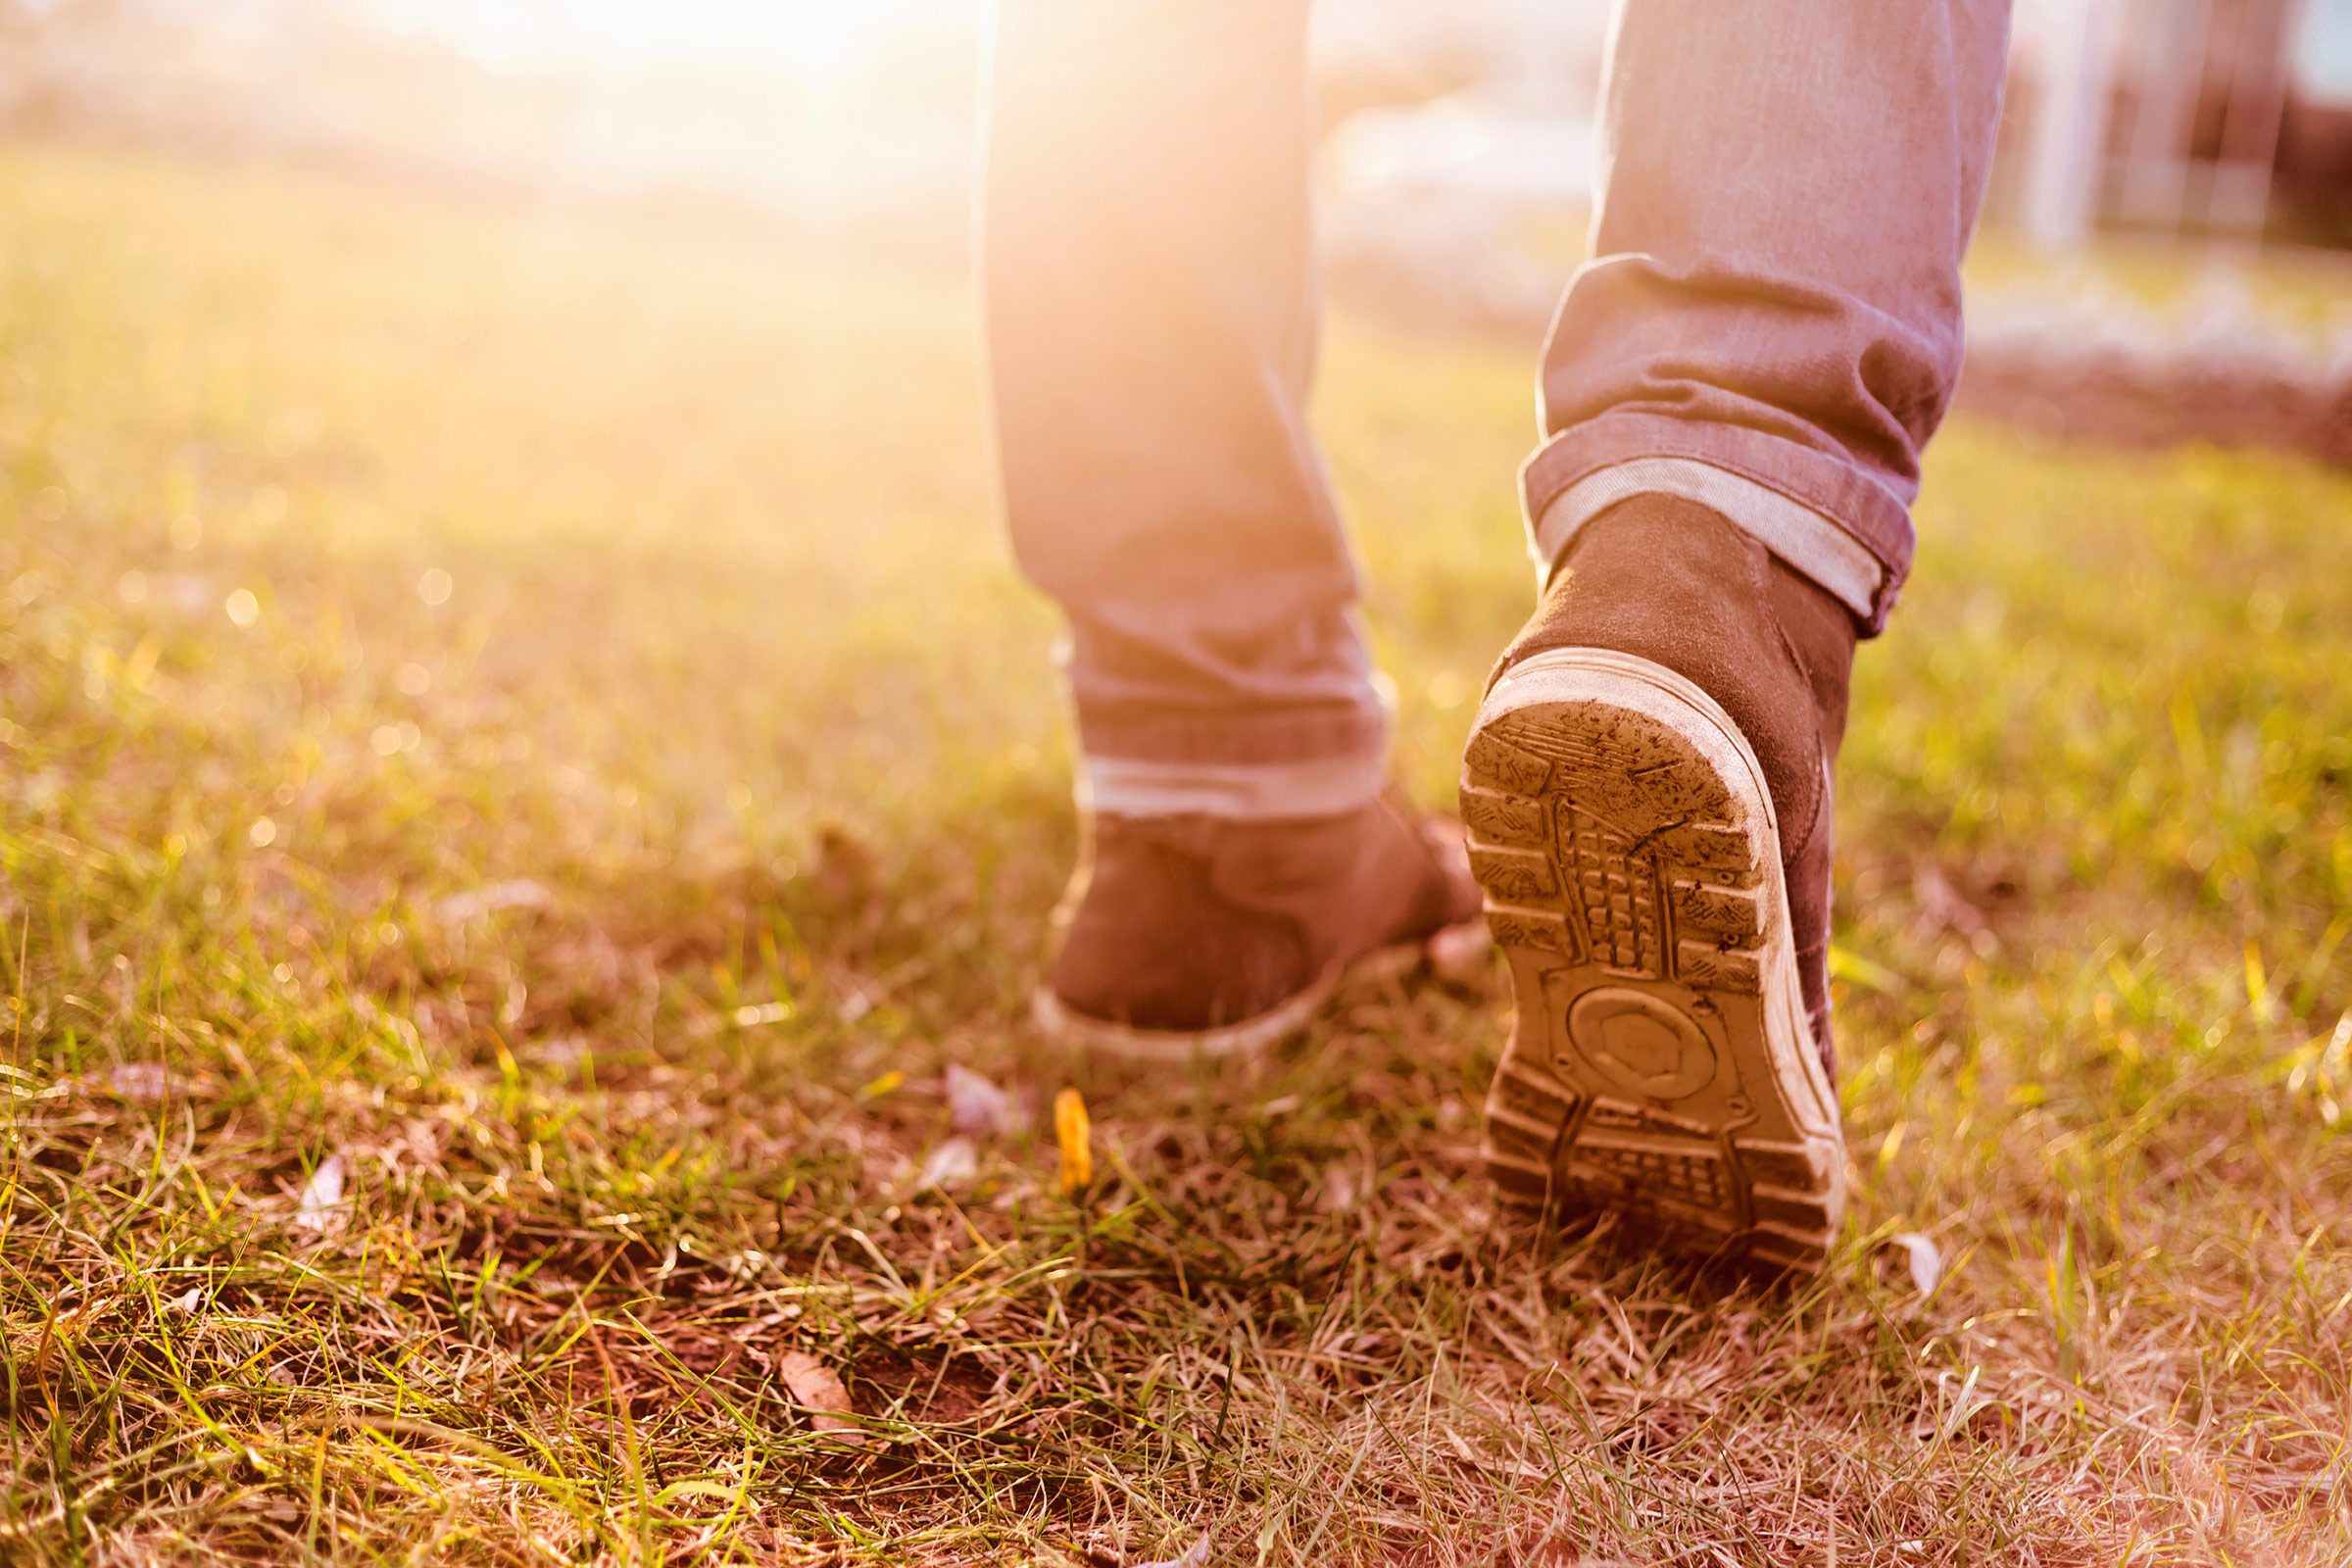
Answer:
[{"left": 1032, "top": 918, "right": 1489, "bottom": 1064}]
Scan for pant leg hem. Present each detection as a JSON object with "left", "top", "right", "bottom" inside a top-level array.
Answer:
[
  {"left": 1074, "top": 684, "right": 1393, "bottom": 820},
  {"left": 1523, "top": 414, "right": 1915, "bottom": 632},
  {"left": 1082, "top": 747, "right": 1390, "bottom": 821},
  {"left": 1532, "top": 457, "right": 1884, "bottom": 623}
]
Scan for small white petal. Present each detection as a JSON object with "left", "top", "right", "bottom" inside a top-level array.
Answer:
[
  {"left": 432, "top": 880, "right": 552, "bottom": 925},
  {"left": 1890, "top": 1231, "right": 1942, "bottom": 1295},
  {"left": 945, "top": 1064, "right": 1020, "bottom": 1138},
  {"left": 918, "top": 1137, "right": 980, "bottom": 1190},
  {"left": 1428, "top": 921, "right": 1493, "bottom": 983},
  {"left": 294, "top": 1154, "right": 348, "bottom": 1232}
]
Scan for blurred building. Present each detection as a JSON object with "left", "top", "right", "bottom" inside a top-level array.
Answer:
[
  {"left": 0, "top": 0, "right": 2348, "bottom": 250},
  {"left": 2000, "top": 0, "right": 2352, "bottom": 245},
  {"left": 1319, "top": 0, "right": 2352, "bottom": 250}
]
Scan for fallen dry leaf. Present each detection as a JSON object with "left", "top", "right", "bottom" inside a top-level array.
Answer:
[
  {"left": 86, "top": 1067, "right": 178, "bottom": 1104},
  {"left": 294, "top": 1154, "right": 348, "bottom": 1233},
  {"left": 1428, "top": 921, "right": 1493, "bottom": 983},
  {"left": 1133, "top": 1538, "right": 1212, "bottom": 1568},
  {"left": 776, "top": 1349, "right": 864, "bottom": 1446},
  {"left": 1054, "top": 1087, "right": 1093, "bottom": 1194},
  {"left": 1889, "top": 1231, "right": 1943, "bottom": 1295},
  {"left": 857, "top": 1068, "right": 906, "bottom": 1102},
  {"left": 1913, "top": 863, "right": 1991, "bottom": 944},
  {"left": 918, "top": 1136, "right": 979, "bottom": 1190},
  {"left": 431, "top": 879, "right": 552, "bottom": 925},
  {"left": 946, "top": 1062, "right": 1019, "bottom": 1138},
  {"left": 692, "top": 999, "right": 796, "bottom": 1038},
  {"left": 83, "top": 1062, "right": 197, "bottom": 1104}
]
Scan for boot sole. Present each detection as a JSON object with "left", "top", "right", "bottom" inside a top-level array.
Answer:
[
  {"left": 1032, "top": 918, "right": 1489, "bottom": 1065},
  {"left": 1463, "top": 647, "right": 1844, "bottom": 1273}
]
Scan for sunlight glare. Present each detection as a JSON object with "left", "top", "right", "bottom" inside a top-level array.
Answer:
[{"left": 369, "top": 0, "right": 907, "bottom": 85}]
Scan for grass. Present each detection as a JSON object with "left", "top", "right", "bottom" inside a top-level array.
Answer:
[{"left": 3, "top": 139, "right": 2350, "bottom": 1565}]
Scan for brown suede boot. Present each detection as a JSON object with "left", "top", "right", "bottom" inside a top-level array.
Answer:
[
  {"left": 1465, "top": 493, "right": 1858, "bottom": 1272},
  {"left": 1035, "top": 795, "right": 1484, "bottom": 1061}
]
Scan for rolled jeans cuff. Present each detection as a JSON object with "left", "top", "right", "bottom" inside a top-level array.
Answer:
[
  {"left": 1524, "top": 416, "right": 1912, "bottom": 632},
  {"left": 1076, "top": 698, "right": 1391, "bottom": 820}
]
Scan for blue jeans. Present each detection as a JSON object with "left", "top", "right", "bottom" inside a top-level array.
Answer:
[{"left": 984, "top": 0, "right": 2010, "bottom": 818}]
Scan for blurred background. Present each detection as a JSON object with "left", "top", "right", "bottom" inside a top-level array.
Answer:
[{"left": 4, "top": 0, "right": 2351, "bottom": 463}]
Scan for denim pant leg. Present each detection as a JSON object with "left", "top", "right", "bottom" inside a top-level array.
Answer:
[
  {"left": 1527, "top": 0, "right": 2013, "bottom": 631},
  {"left": 983, "top": 0, "right": 1391, "bottom": 820}
]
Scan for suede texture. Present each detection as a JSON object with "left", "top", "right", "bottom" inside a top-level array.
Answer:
[
  {"left": 1494, "top": 494, "right": 1859, "bottom": 1070},
  {"left": 1046, "top": 797, "right": 1479, "bottom": 1032}
]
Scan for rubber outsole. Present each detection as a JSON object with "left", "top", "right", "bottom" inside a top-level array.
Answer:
[{"left": 1464, "top": 648, "right": 1844, "bottom": 1273}]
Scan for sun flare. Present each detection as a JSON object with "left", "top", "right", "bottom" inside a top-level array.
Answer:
[{"left": 366, "top": 0, "right": 942, "bottom": 84}]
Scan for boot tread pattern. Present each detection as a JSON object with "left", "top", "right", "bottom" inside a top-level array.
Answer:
[{"left": 1464, "top": 656, "right": 1844, "bottom": 1273}]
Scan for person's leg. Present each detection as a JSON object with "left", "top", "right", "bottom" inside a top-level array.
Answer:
[
  {"left": 1469, "top": 0, "right": 2010, "bottom": 1271},
  {"left": 983, "top": 0, "right": 1385, "bottom": 819},
  {"left": 1525, "top": 0, "right": 2012, "bottom": 628},
  {"left": 984, "top": 0, "right": 1479, "bottom": 1055}
]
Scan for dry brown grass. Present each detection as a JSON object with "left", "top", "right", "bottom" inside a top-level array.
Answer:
[{"left": 2, "top": 141, "right": 2350, "bottom": 1564}]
